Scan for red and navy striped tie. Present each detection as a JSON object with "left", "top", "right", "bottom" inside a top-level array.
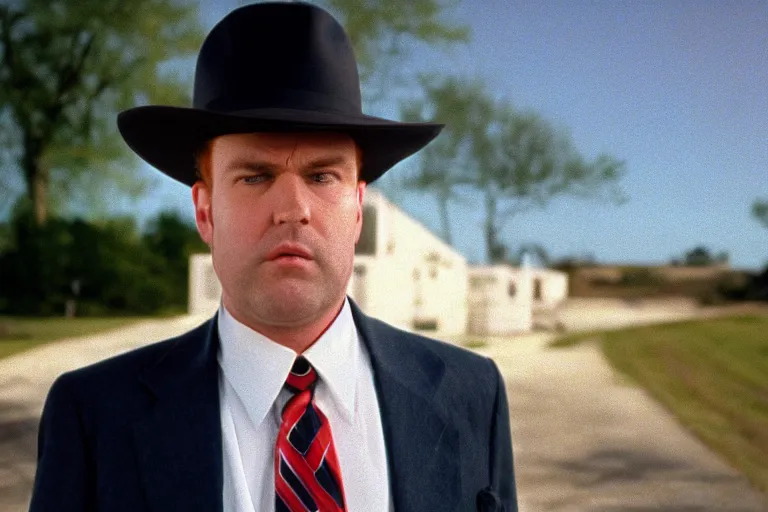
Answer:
[{"left": 275, "top": 357, "right": 347, "bottom": 512}]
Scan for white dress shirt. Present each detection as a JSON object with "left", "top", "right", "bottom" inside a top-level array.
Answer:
[{"left": 217, "top": 299, "right": 392, "bottom": 512}]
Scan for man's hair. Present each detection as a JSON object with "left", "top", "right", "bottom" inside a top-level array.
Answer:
[
  {"left": 193, "top": 137, "right": 364, "bottom": 187},
  {"left": 194, "top": 140, "right": 214, "bottom": 188}
]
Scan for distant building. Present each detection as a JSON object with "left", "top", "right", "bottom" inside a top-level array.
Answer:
[
  {"left": 468, "top": 265, "right": 534, "bottom": 334},
  {"left": 188, "top": 253, "right": 220, "bottom": 316},
  {"left": 530, "top": 267, "right": 569, "bottom": 307},
  {"left": 467, "top": 265, "right": 568, "bottom": 335}
]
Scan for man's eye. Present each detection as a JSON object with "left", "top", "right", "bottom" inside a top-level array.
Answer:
[
  {"left": 311, "top": 172, "right": 336, "bottom": 183},
  {"left": 242, "top": 174, "right": 269, "bottom": 184}
]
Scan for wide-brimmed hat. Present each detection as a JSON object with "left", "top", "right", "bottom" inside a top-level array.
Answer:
[{"left": 117, "top": 1, "right": 443, "bottom": 186}]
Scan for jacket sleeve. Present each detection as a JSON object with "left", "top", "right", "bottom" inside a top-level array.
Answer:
[
  {"left": 29, "top": 373, "right": 93, "bottom": 512},
  {"left": 488, "top": 358, "right": 518, "bottom": 512}
]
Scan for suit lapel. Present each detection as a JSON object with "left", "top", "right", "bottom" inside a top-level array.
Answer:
[
  {"left": 133, "top": 318, "right": 223, "bottom": 512},
  {"left": 351, "top": 300, "right": 462, "bottom": 511}
]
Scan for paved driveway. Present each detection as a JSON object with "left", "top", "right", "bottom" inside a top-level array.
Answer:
[
  {"left": 478, "top": 334, "right": 768, "bottom": 511},
  {"left": 0, "top": 315, "right": 209, "bottom": 511}
]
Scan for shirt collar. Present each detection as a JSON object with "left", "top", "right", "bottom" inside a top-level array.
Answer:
[
  {"left": 303, "top": 298, "right": 358, "bottom": 423},
  {"left": 217, "top": 298, "right": 358, "bottom": 428}
]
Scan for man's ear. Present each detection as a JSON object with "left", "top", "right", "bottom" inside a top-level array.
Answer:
[
  {"left": 354, "top": 181, "right": 366, "bottom": 243},
  {"left": 192, "top": 182, "right": 214, "bottom": 246},
  {"left": 357, "top": 181, "right": 366, "bottom": 209}
]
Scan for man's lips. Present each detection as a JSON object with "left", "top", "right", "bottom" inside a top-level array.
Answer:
[{"left": 265, "top": 243, "right": 313, "bottom": 261}]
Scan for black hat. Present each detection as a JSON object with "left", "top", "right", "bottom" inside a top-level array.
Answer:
[{"left": 117, "top": 1, "right": 443, "bottom": 186}]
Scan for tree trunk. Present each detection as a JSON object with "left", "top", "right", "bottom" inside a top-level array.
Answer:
[
  {"left": 437, "top": 189, "right": 452, "bottom": 245},
  {"left": 23, "top": 137, "right": 48, "bottom": 226},
  {"left": 484, "top": 192, "right": 505, "bottom": 263}
]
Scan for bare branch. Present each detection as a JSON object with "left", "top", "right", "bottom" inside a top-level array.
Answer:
[
  {"left": 56, "top": 30, "right": 95, "bottom": 104},
  {"left": 0, "top": 8, "right": 25, "bottom": 81}
]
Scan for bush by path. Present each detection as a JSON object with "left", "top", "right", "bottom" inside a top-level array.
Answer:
[{"left": 0, "top": 209, "right": 208, "bottom": 316}]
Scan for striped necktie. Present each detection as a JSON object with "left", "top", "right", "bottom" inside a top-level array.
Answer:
[{"left": 275, "top": 357, "right": 347, "bottom": 512}]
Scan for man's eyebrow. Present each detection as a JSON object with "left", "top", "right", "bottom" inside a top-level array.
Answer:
[
  {"left": 223, "top": 154, "right": 353, "bottom": 173},
  {"left": 303, "top": 155, "right": 353, "bottom": 171},
  {"left": 224, "top": 160, "right": 278, "bottom": 173}
]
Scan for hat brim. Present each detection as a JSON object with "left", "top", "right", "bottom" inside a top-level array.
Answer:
[{"left": 117, "top": 106, "right": 443, "bottom": 186}]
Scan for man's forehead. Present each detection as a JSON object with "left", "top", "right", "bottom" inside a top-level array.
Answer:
[{"left": 212, "top": 131, "right": 357, "bottom": 159}]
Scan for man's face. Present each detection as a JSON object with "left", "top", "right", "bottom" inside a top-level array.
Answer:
[{"left": 192, "top": 132, "right": 365, "bottom": 331}]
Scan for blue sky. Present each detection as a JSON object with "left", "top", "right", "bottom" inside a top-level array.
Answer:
[{"left": 132, "top": 0, "right": 767, "bottom": 270}]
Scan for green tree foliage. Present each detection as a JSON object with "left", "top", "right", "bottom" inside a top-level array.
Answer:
[
  {"left": 143, "top": 210, "right": 209, "bottom": 304},
  {"left": 753, "top": 198, "right": 768, "bottom": 230},
  {"left": 312, "top": 0, "right": 469, "bottom": 105},
  {"left": 403, "top": 77, "right": 626, "bottom": 262},
  {"left": 0, "top": 210, "right": 208, "bottom": 316},
  {"left": 680, "top": 246, "right": 728, "bottom": 267},
  {"left": 400, "top": 77, "right": 486, "bottom": 243},
  {"left": 0, "top": 0, "right": 204, "bottom": 225}
]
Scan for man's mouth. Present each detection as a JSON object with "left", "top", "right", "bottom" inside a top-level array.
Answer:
[{"left": 266, "top": 243, "right": 313, "bottom": 261}]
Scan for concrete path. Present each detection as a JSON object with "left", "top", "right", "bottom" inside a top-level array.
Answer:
[
  {"left": 0, "top": 315, "right": 209, "bottom": 512},
  {"left": 478, "top": 334, "right": 768, "bottom": 511},
  {"left": 1, "top": 303, "right": 767, "bottom": 511}
]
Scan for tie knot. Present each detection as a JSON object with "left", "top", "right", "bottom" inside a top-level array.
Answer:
[{"left": 285, "top": 356, "right": 317, "bottom": 392}]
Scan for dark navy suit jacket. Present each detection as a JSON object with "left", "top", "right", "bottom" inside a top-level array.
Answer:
[{"left": 29, "top": 301, "right": 517, "bottom": 511}]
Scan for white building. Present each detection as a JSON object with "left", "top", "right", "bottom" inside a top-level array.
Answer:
[
  {"left": 188, "top": 253, "right": 221, "bottom": 316},
  {"left": 530, "top": 267, "right": 569, "bottom": 308},
  {"left": 467, "top": 264, "right": 568, "bottom": 335},
  {"left": 349, "top": 190, "right": 468, "bottom": 335},
  {"left": 468, "top": 265, "right": 533, "bottom": 334}
]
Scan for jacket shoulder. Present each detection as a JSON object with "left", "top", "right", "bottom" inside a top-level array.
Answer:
[{"left": 363, "top": 315, "right": 499, "bottom": 390}]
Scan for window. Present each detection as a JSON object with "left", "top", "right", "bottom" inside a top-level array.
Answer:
[{"left": 533, "top": 278, "right": 543, "bottom": 300}]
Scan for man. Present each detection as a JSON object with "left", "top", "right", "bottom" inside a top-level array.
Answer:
[{"left": 29, "top": 3, "right": 516, "bottom": 511}]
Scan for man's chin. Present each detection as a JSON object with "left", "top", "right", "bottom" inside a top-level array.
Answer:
[{"left": 249, "top": 287, "right": 336, "bottom": 325}]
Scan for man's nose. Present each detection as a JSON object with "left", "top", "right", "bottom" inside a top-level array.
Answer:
[{"left": 271, "top": 174, "right": 311, "bottom": 225}]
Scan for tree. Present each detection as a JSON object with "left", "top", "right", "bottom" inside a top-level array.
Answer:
[
  {"left": 311, "top": 0, "right": 469, "bottom": 106},
  {"left": 400, "top": 76, "right": 488, "bottom": 243},
  {"left": 753, "top": 198, "right": 768, "bottom": 229},
  {"left": 682, "top": 246, "right": 723, "bottom": 267},
  {"left": 142, "top": 210, "right": 209, "bottom": 307},
  {"left": 0, "top": 209, "right": 208, "bottom": 316},
  {"left": 403, "top": 77, "right": 626, "bottom": 262},
  {"left": 476, "top": 103, "right": 626, "bottom": 263},
  {"left": 0, "top": 0, "right": 204, "bottom": 225}
]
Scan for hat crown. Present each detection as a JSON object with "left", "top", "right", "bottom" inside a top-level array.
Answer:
[{"left": 193, "top": 2, "right": 362, "bottom": 115}]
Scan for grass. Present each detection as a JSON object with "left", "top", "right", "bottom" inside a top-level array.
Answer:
[
  {"left": 549, "top": 328, "right": 605, "bottom": 348},
  {"left": 551, "top": 314, "right": 768, "bottom": 492},
  {"left": 0, "top": 316, "right": 141, "bottom": 360},
  {"left": 462, "top": 337, "right": 489, "bottom": 349}
]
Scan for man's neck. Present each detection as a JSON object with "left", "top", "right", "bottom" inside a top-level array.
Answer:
[{"left": 222, "top": 299, "right": 345, "bottom": 354}]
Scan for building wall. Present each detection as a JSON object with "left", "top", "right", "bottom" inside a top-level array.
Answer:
[
  {"left": 468, "top": 266, "right": 533, "bottom": 334},
  {"left": 188, "top": 253, "right": 220, "bottom": 316},
  {"left": 347, "top": 191, "right": 468, "bottom": 335},
  {"left": 530, "top": 269, "right": 569, "bottom": 307}
]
